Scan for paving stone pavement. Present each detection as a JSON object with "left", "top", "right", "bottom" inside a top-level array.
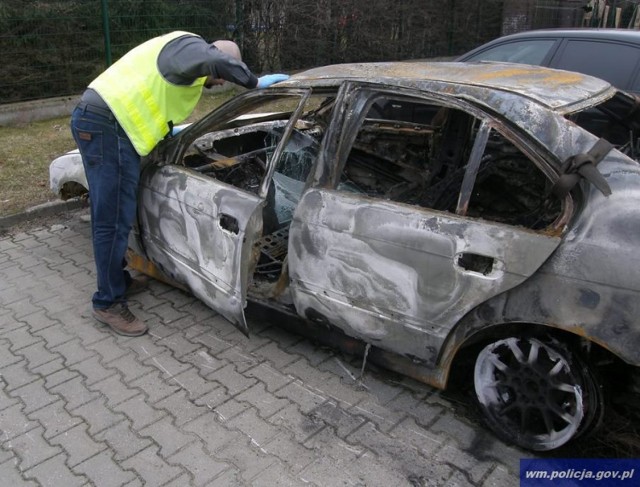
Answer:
[{"left": 0, "top": 209, "right": 527, "bottom": 486}]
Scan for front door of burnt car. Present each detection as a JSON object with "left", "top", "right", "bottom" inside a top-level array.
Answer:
[
  {"left": 288, "top": 85, "right": 569, "bottom": 365},
  {"left": 138, "top": 89, "right": 314, "bottom": 335}
]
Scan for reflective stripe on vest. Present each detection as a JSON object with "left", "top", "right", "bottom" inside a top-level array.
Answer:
[{"left": 89, "top": 31, "right": 206, "bottom": 156}]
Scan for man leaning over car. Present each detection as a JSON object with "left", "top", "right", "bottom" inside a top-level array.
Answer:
[{"left": 70, "top": 31, "right": 289, "bottom": 337}]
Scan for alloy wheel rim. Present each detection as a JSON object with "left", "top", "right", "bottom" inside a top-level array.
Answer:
[{"left": 474, "top": 337, "right": 584, "bottom": 450}]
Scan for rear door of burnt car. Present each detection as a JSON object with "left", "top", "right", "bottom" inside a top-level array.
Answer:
[
  {"left": 288, "top": 83, "right": 569, "bottom": 364},
  {"left": 138, "top": 89, "right": 311, "bottom": 335}
]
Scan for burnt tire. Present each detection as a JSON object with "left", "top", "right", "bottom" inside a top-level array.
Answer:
[{"left": 473, "top": 335, "right": 604, "bottom": 451}]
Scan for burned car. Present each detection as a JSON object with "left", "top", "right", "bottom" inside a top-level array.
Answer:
[{"left": 51, "top": 62, "right": 640, "bottom": 451}]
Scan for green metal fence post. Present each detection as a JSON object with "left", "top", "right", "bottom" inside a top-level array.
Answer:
[
  {"left": 101, "top": 0, "right": 112, "bottom": 67},
  {"left": 448, "top": 0, "right": 456, "bottom": 55},
  {"left": 236, "top": 0, "right": 244, "bottom": 52}
]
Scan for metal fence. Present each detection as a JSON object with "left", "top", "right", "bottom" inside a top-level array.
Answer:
[
  {"left": 1, "top": 0, "right": 233, "bottom": 104},
  {"left": 2, "top": 0, "right": 639, "bottom": 104},
  {"left": 533, "top": 0, "right": 638, "bottom": 29}
]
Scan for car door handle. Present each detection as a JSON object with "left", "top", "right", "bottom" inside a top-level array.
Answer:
[
  {"left": 219, "top": 213, "right": 239, "bottom": 234},
  {"left": 456, "top": 252, "right": 494, "bottom": 276}
]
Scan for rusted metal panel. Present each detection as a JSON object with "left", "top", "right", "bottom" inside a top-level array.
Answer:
[
  {"left": 138, "top": 164, "right": 263, "bottom": 335},
  {"left": 288, "top": 188, "right": 561, "bottom": 363},
  {"left": 283, "top": 62, "right": 615, "bottom": 110},
  {"left": 126, "top": 249, "right": 185, "bottom": 290}
]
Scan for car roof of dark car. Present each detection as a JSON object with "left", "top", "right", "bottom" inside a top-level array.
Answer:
[
  {"left": 475, "top": 28, "right": 640, "bottom": 43},
  {"left": 284, "top": 61, "right": 614, "bottom": 111}
]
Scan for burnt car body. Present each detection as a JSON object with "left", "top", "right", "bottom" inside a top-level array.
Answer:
[{"left": 51, "top": 62, "right": 640, "bottom": 451}]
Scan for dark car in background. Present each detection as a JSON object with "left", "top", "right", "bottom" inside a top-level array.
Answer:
[{"left": 458, "top": 28, "right": 640, "bottom": 94}]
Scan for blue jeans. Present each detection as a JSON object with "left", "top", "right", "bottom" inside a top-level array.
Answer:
[{"left": 70, "top": 105, "right": 140, "bottom": 309}]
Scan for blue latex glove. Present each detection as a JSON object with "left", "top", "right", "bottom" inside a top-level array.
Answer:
[
  {"left": 257, "top": 74, "right": 290, "bottom": 88},
  {"left": 170, "top": 123, "right": 190, "bottom": 136}
]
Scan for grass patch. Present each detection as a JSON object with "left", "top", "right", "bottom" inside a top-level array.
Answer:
[
  {"left": 0, "top": 117, "right": 75, "bottom": 216},
  {"left": 0, "top": 90, "right": 235, "bottom": 217}
]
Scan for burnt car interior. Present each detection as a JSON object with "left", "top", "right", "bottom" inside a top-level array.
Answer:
[
  {"left": 568, "top": 91, "right": 640, "bottom": 161},
  {"left": 179, "top": 94, "right": 327, "bottom": 291},
  {"left": 339, "top": 96, "right": 562, "bottom": 228},
  {"left": 177, "top": 90, "right": 563, "bottom": 297}
]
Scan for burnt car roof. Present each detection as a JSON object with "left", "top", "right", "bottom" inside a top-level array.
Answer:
[{"left": 284, "top": 61, "right": 615, "bottom": 111}]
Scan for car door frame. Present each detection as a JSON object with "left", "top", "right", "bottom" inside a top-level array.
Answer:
[
  {"left": 288, "top": 81, "right": 571, "bottom": 364},
  {"left": 138, "top": 88, "right": 312, "bottom": 336}
]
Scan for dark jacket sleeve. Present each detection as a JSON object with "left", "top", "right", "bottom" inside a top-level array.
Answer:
[{"left": 158, "top": 34, "right": 258, "bottom": 89}]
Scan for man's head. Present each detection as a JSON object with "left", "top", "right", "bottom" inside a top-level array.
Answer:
[
  {"left": 212, "top": 40, "right": 242, "bottom": 61},
  {"left": 205, "top": 40, "right": 242, "bottom": 88}
]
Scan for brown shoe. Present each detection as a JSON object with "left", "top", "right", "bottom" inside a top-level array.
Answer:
[
  {"left": 126, "top": 277, "right": 148, "bottom": 296},
  {"left": 93, "top": 303, "right": 148, "bottom": 336}
]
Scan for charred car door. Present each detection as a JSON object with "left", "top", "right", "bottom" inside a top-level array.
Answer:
[
  {"left": 138, "top": 90, "right": 311, "bottom": 335},
  {"left": 288, "top": 85, "right": 569, "bottom": 364}
]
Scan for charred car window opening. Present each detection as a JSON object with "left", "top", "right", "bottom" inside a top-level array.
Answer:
[
  {"left": 468, "top": 129, "right": 562, "bottom": 229},
  {"left": 568, "top": 91, "right": 640, "bottom": 160},
  {"left": 178, "top": 93, "right": 332, "bottom": 290},
  {"left": 339, "top": 96, "right": 562, "bottom": 230}
]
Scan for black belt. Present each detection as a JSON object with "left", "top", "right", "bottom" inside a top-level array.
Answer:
[{"left": 77, "top": 101, "right": 116, "bottom": 121}]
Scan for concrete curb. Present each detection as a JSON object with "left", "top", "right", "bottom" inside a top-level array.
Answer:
[
  {"left": 0, "top": 198, "right": 85, "bottom": 233},
  {"left": 0, "top": 96, "right": 80, "bottom": 126}
]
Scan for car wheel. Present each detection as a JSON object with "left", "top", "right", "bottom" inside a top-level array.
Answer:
[{"left": 473, "top": 335, "right": 603, "bottom": 451}]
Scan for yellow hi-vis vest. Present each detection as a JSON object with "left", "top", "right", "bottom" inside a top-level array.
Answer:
[{"left": 89, "top": 31, "right": 206, "bottom": 156}]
